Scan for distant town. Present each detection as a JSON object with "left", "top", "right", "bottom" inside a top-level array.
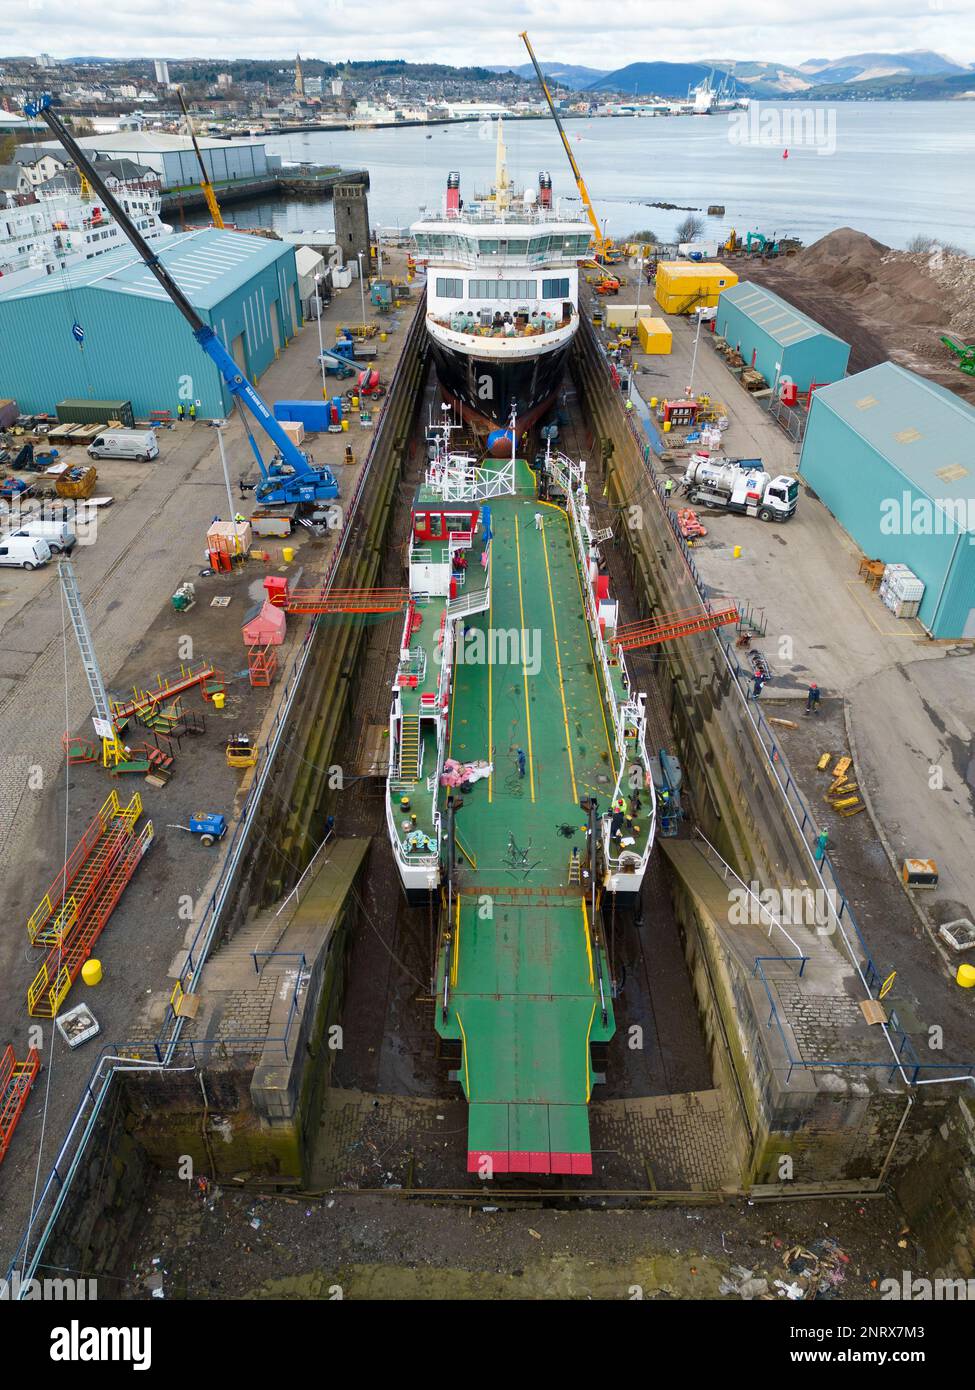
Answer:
[{"left": 0, "top": 52, "right": 746, "bottom": 151}]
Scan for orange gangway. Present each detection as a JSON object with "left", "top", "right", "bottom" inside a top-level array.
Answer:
[
  {"left": 28, "top": 821, "right": 154, "bottom": 1018},
  {"left": 611, "top": 605, "right": 739, "bottom": 652},
  {"left": 26, "top": 791, "right": 143, "bottom": 946},
  {"left": 0, "top": 1046, "right": 41, "bottom": 1164},
  {"left": 278, "top": 587, "right": 410, "bottom": 615}
]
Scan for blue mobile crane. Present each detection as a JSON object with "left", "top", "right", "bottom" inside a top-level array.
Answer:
[{"left": 24, "top": 95, "right": 339, "bottom": 506}]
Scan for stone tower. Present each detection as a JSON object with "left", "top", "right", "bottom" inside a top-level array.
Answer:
[
  {"left": 294, "top": 54, "right": 304, "bottom": 98},
  {"left": 333, "top": 181, "right": 371, "bottom": 270}
]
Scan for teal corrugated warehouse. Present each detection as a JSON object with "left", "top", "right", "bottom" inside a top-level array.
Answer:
[
  {"left": 0, "top": 229, "right": 301, "bottom": 419},
  {"left": 716, "top": 281, "right": 850, "bottom": 392},
  {"left": 800, "top": 363, "right": 975, "bottom": 639}
]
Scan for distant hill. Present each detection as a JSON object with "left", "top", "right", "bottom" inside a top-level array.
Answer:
[
  {"left": 789, "top": 69, "right": 975, "bottom": 101},
  {"left": 798, "top": 50, "right": 970, "bottom": 82},
  {"left": 586, "top": 62, "right": 740, "bottom": 97},
  {"left": 486, "top": 62, "right": 609, "bottom": 90}
]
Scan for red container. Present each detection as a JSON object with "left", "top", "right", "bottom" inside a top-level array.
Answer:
[{"left": 780, "top": 381, "right": 798, "bottom": 407}]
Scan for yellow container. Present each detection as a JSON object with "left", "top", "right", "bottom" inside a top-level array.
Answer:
[
  {"left": 379, "top": 332, "right": 388, "bottom": 343},
  {"left": 662, "top": 420, "right": 671, "bottom": 434},
  {"left": 212, "top": 692, "right": 226, "bottom": 711},
  {"left": 637, "top": 316, "right": 673, "bottom": 355},
  {"left": 82, "top": 959, "right": 102, "bottom": 987},
  {"left": 282, "top": 546, "right": 295, "bottom": 563},
  {"left": 653, "top": 261, "right": 738, "bottom": 314},
  {"left": 341, "top": 418, "right": 349, "bottom": 432},
  {"left": 957, "top": 963, "right": 975, "bottom": 989}
]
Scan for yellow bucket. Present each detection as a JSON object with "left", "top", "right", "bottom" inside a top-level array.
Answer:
[
  {"left": 662, "top": 420, "right": 671, "bottom": 434},
  {"left": 282, "top": 546, "right": 295, "bottom": 563},
  {"left": 212, "top": 692, "right": 226, "bottom": 711},
  {"left": 957, "top": 963, "right": 975, "bottom": 989},
  {"left": 351, "top": 394, "right": 359, "bottom": 408},
  {"left": 379, "top": 332, "right": 388, "bottom": 343},
  {"left": 341, "top": 418, "right": 349, "bottom": 432},
  {"left": 82, "top": 959, "right": 102, "bottom": 987}
]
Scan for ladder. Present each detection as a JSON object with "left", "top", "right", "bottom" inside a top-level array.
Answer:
[
  {"left": 59, "top": 557, "right": 118, "bottom": 757},
  {"left": 399, "top": 714, "right": 421, "bottom": 778},
  {"left": 568, "top": 847, "right": 581, "bottom": 884}
]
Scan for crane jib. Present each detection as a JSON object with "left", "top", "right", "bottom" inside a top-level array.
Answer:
[{"left": 23, "top": 93, "right": 339, "bottom": 503}]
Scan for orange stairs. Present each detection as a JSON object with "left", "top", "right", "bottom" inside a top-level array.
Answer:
[
  {"left": 26, "top": 791, "right": 142, "bottom": 947},
  {"left": 0, "top": 1046, "right": 40, "bottom": 1164},
  {"left": 612, "top": 605, "right": 740, "bottom": 652},
  {"left": 110, "top": 662, "right": 216, "bottom": 722},
  {"left": 28, "top": 820, "right": 154, "bottom": 1018},
  {"left": 280, "top": 586, "right": 410, "bottom": 614}
]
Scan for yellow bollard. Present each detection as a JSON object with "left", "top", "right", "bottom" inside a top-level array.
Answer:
[
  {"left": 379, "top": 332, "right": 388, "bottom": 343},
  {"left": 282, "top": 546, "right": 295, "bottom": 563},
  {"left": 733, "top": 545, "right": 742, "bottom": 559},
  {"left": 82, "top": 959, "right": 102, "bottom": 987},
  {"left": 957, "top": 963, "right": 975, "bottom": 988}
]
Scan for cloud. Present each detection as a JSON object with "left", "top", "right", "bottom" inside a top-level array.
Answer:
[{"left": 4, "top": 0, "right": 974, "bottom": 66}]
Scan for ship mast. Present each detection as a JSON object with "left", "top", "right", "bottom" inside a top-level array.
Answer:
[{"left": 494, "top": 117, "right": 510, "bottom": 210}]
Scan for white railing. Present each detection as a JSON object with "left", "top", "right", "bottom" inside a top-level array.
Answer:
[{"left": 447, "top": 586, "right": 489, "bottom": 619}]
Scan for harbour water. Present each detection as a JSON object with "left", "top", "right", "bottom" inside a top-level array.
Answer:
[{"left": 225, "top": 102, "right": 975, "bottom": 253}]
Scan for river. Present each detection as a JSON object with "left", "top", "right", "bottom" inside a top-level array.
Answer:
[{"left": 222, "top": 102, "right": 975, "bottom": 254}]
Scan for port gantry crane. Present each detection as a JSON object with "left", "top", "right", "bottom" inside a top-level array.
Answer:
[
  {"left": 519, "top": 29, "right": 622, "bottom": 267},
  {"left": 23, "top": 94, "right": 339, "bottom": 508},
  {"left": 176, "top": 87, "right": 225, "bottom": 229}
]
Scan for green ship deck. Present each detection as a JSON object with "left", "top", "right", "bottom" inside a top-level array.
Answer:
[{"left": 435, "top": 468, "right": 631, "bottom": 1175}]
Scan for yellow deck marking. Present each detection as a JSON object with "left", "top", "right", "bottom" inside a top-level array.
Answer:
[
  {"left": 581, "top": 899, "right": 594, "bottom": 986},
  {"left": 451, "top": 893, "right": 461, "bottom": 988},
  {"left": 456, "top": 1010, "right": 471, "bottom": 1096},
  {"left": 584, "top": 1001, "right": 597, "bottom": 1101},
  {"left": 541, "top": 522, "right": 578, "bottom": 805},
  {"left": 513, "top": 513, "right": 536, "bottom": 802},
  {"left": 567, "top": 504, "right": 616, "bottom": 764}
]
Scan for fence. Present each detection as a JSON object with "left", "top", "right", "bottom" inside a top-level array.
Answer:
[{"left": 8, "top": 294, "right": 429, "bottom": 1291}]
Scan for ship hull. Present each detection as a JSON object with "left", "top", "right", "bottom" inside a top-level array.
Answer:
[{"left": 427, "top": 330, "right": 574, "bottom": 434}]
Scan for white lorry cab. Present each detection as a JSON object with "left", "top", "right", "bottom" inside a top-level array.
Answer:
[
  {"left": 87, "top": 429, "right": 159, "bottom": 462},
  {"left": 0, "top": 535, "right": 53, "bottom": 569},
  {"left": 8, "top": 519, "right": 77, "bottom": 553}
]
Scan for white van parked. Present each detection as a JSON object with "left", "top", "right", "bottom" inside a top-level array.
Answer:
[
  {"left": 8, "top": 519, "right": 76, "bottom": 554},
  {"left": 0, "top": 535, "right": 52, "bottom": 569},
  {"left": 87, "top": 429, "right": 159, "bottom": 462}
]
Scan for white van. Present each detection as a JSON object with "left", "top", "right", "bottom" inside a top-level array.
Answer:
[
  {"left": 87, "top": 429, "right": 159, "bottom": 462},
  {"left": 0, "top": 535, "right": 52, "bottom": 569},
  {"left": 8, "top": 519, "right": 76, "bottom": 554}
]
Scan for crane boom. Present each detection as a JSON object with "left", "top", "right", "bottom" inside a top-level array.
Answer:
[
  {"left": 23, "top": 95, "right": 338, "bottom": 505},
  {"left": 177, "top": 88, "right": 225, "bottom": 229},
  {"left": 519, "top": 30, "right": 609, "bottom": 258}
]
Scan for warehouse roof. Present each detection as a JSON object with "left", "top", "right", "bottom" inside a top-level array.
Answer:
[
  {"left": 37, "top": 132, "right": 262, "bottom": 156},
  {"left": 810, "top": 363, "right": 975, "bottom": 505},
  {"left": 719, "top": 280, "right": 844, "bottom": 347},
  {"left": 0, "top": 229, "right": 293, "bottom": 310}
]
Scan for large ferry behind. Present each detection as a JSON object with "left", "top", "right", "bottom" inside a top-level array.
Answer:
[{"left": 411, "top": 123, "right": 592, "bottom": 436}]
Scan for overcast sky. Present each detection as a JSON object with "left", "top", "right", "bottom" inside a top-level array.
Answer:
[{"left": 6, "top": 0, "right": 975, "bottom": 69}]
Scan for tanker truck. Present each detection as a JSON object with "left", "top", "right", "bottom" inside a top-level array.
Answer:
[{"left": 681, "top": 454, "right": 798, "bottom": 521}]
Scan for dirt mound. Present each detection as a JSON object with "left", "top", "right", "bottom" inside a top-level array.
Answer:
[{"left": 745, "top": 227, "right": 975, "bottom": 401}]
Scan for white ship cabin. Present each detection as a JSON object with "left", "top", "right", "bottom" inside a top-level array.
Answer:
[{"left": 411, "top": 125, "right": 592, "bottom": 341}]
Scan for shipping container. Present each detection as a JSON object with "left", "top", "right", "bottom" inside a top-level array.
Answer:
[
  {"left": 274, "top": 400, "right": 332, "bottom": 432},
  {"left": 638, "top": 316, "right": 673, "bottom": 355},
  {"left": 654, "top": 262, "right": 738, "bottom": 315},
  {"left": 56, "top": 399, "right": 135, "bottom": 429}
]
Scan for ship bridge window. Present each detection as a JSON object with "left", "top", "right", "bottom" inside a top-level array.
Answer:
[
  {"left": 542, "top": 277, "right": 570, "bottom": 299},
  {"left": 469, "top": 279, "right": 537, "bottom": 299},
  {"left": 435, "top": 276, "right": 463, "bottom": 298},
  {"left": 478, "top": 239, "right": 499, "bottom": 254}
]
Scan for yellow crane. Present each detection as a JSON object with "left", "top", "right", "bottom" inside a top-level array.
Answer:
[
  {"left": 519, "top": 30, "right": 621, "bottom": 266},
  {"left": 177, "top": 87, "right": 224, "bottom": 229}
]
